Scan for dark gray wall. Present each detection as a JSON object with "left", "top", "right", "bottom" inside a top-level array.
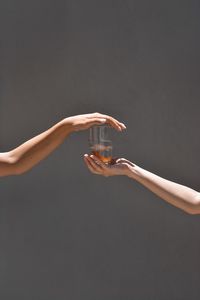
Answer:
[{"left": 1, "top": 0, "right": 200, "bottom": 299}]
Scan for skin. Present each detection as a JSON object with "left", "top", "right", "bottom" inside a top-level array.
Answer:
[
  {"left": 84, "top": 155, "right": 200, "bottom": 215},
  {"left": 0, "top": 113, "right": 126, "bottom": 177}
]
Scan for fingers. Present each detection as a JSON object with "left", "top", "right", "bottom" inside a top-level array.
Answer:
[
  {"left": 116, "top": 158, "right": 135, "bottom": 167},
  {"left": 85, "top": 118, "right": 107, "bottom": 129},
  {"left": 90, "top": 155, "right": 107, "bottom": 169},
  {"left": 90, "top": 113, "right": 126, "bottom": 131},
  {"left": 84, "top": 156, "right": 98, "bottom": 174},
  {"left": 87, "top": 155, "right": 103, "bottom": 172},
  {"left": 84, "top": 154, "right": 127, "bottom": 177},
  {"left": 69, "top": 113, "right": 126, "bottom": 132},
  {"left": 84, "top": 154, "right": 103, "bottom": 174},
  {"left": 104, "top": 116, "right": 126, "bottom": 131},
  {"left": 88, "top": 118, "right": 120, "bottom": 131}
]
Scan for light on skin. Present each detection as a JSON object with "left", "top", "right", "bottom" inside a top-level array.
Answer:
[
  {"left": 84, "top": 154, "right": 200, "bottom": 215},
  {"left": 0, "top": 113, "right": 126, "bottom": 177}
]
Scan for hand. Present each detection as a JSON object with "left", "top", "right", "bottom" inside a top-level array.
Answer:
[
  {"left": 65, "top": 112, "right": 126, "bottom": 132},
  {"left": 84, "top": 154, "right": 135, "bottom": 177}
]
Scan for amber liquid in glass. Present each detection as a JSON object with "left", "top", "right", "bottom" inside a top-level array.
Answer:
[{"left": 91, "top": 144, "right": 112, "bottom": 163}]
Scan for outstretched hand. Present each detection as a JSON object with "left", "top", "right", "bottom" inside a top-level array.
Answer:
[
  {"left": 84, "top": 154, "right": 135, "bottom": 177},
  {"left": 66, "top": 113, "right": 126, "bottom": 132}
]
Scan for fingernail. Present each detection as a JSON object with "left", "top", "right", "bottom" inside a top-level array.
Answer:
[{"left": 122, "top": 123, "right": 126, "bottom": 129}]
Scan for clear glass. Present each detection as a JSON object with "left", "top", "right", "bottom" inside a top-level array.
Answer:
[{"left": 89, "top": 125, "right": 113, "bottom": 163}]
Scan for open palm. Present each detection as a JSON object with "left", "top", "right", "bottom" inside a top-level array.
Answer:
[{"left": 84, "top": 154, "right": 135, "bottom": 177}]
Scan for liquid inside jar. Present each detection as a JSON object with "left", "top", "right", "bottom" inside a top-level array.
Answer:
[
  {"left": 90, "top": 144, "right": 112, "bottom": 163},
  {"left": 89, "top": 125, "right": 113, "bottom": 164}
]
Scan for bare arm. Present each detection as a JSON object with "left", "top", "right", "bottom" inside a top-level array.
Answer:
[
  {"left": 0, "top": 113, "right": 126, "bottom": 177},
  {"left": 127, "top": 164, "right": 200, "bottom": 215},
  {"left": 84, "top": 155, "right": 200, "bottom": 215}
]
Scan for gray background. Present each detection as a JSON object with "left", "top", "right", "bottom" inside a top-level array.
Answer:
[{"left": 1, "top": 0, "right": 200, "bottom": 299}]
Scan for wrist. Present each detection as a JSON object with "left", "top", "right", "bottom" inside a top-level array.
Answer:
[
  {"left": 126, "top": 165, "right": 142, "bottom": 180},
  {"left": 61, "top": 117, "right": 76, "bottom": 134}
]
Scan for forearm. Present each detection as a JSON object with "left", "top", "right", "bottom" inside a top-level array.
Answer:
[
  {"left": 8, "top": 118, "right": 73, "bottom": 175},
  {"left": 127, "top": 165, "right": 200, "bottom": 214},
  {"left": 0, "top": 112, "right": 125, "bottom": 177}
]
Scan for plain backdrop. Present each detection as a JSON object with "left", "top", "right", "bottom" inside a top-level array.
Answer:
[{"left": 1, "top": 0, "right": 200, "bottom": 299}]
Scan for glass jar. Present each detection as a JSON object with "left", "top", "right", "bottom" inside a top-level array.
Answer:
[{"left": 89, "top": 125, "right": 112, "bottom": 163}]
